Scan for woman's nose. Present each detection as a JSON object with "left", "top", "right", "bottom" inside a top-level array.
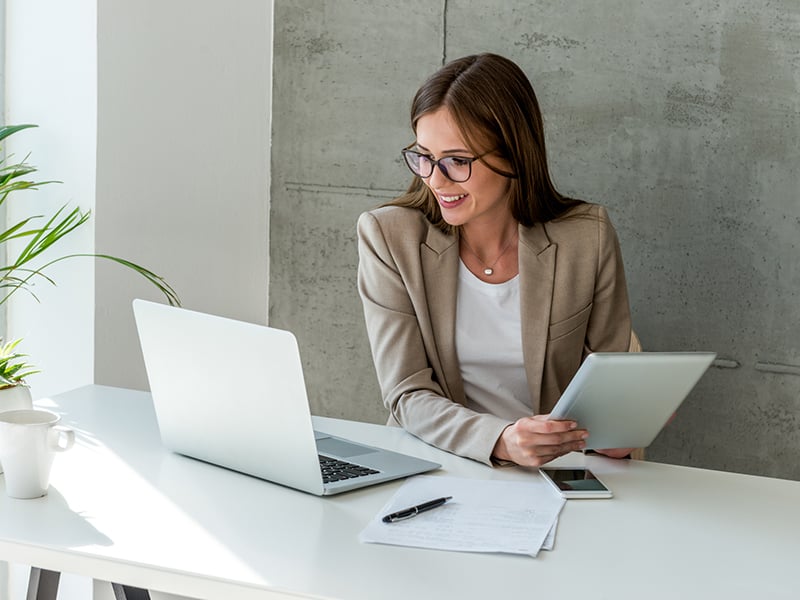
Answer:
[{"left": 428, "top": 162, "right": 450, "bottom": 187}]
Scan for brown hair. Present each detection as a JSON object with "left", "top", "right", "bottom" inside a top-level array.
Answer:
[{"left": 388, "top": 53, "right": 582, "bottom": 233}]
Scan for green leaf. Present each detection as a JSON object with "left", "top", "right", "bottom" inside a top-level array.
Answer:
[
  {"left": 0, "top": 123, "right": 181, "bottom": 308},
  {"left": 0, "top": 124, "right": 38, "bottom": 143},
  {"left": 0, "top": 338, "right": 37, "bottom": 384}
]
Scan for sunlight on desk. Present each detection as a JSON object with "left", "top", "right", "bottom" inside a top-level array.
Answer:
[{"left": 1, "top": 386, "right": 799, "bottom": 600}]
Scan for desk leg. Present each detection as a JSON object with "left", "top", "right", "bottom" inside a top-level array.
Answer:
[
  {"left": 111, "top": 583, "right": 151, "bottom": 600},
  {"left": 26, "top": 568, "right": 60, "bottom": 600}
]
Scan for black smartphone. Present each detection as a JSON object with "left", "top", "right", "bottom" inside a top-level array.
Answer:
[{"left": 540, "top": 467, "right": 613, "bottom": 499}]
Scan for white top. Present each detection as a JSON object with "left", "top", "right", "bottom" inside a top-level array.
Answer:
[
  {"left": 2, "top": 386, "right": 800, "bottom": 600},
  {"left": 455, "top": 259, "right": 531, "bottom": 420}
]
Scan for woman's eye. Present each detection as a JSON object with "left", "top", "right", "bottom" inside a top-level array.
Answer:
[{"left": 449, "top": 157, "right": 471, "bottom": 167}]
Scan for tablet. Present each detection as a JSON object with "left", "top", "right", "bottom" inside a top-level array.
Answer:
[{"left": 548, "top": 352, "right": 716, "bottom": 449}]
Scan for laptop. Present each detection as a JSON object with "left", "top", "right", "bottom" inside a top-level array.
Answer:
[
  {"left": 548, "top": 351, "right": 716, "bottom": 449},
  {"left": 132, "top": 299, "right": 440, "bottom": 495}
]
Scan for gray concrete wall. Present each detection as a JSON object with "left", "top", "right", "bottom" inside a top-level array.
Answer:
[{"left": 270, "top": 1, "right": 800, "bottom": 480}]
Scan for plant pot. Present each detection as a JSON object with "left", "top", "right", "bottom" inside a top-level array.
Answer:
[{"left": 0, "top": 385, "right": 34, "bottom": 474}]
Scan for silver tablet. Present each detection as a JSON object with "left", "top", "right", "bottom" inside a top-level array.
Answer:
[{"left": 548, "top": 352, "right": 716, "bottom": 450}]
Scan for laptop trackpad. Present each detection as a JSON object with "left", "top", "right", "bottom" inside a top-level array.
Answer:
[{"left": 317, "top": 437, "right": 377, "bottom": 458}]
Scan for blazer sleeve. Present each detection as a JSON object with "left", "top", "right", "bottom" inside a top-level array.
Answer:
[{"left": 356, "top": 211, "right": 511, "bottom": 465}]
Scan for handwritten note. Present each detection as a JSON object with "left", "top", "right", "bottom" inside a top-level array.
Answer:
[{"left": 359, "top": 475, "right": 565, "bottom": 557}]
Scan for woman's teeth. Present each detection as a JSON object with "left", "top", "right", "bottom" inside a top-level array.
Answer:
[{"left": 440, "top": 193, "right": 467, "bottom": 203}]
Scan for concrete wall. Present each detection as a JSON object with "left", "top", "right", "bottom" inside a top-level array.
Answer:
[{"left": 270, "top": 1, "right": 800, "bottom": 479}]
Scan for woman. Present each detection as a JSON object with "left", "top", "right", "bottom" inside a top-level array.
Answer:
[{"left": 357, "top": 53, "right": 634, "bottom": 466}]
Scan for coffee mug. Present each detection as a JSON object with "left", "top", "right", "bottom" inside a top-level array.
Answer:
[
  {"left": 0, "top": 409, "right": 74, "bottom": 499},
  {"left": 0, "top": 385, "right": 34, "bottom": 474}
]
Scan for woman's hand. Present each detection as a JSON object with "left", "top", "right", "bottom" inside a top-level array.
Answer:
[
  {"left": 492, "top": 415, "right": 588, "bottom": 467},
  {"left": 593, "top": 448, "right": 635, "bottom": 459}
]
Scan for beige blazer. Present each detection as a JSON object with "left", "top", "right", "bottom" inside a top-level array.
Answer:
[{"left": 357, "top": 202, "right": 632, "bottom": 465}]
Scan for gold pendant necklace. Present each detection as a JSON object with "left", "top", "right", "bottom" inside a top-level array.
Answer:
[{"left": 460, "top": 231, "right": 518, "bottom": 276}]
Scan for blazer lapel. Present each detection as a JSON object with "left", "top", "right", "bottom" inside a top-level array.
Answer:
[
  {"left": 518, "top": 222, "right": 555, "bottom": 414},
  {"left": 421, "top": 225, "right": 465, "bottom": 404}
]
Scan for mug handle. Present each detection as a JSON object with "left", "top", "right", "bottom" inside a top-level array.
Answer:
[{"left": 48, "top": 426, "right": 75, "bottom": 452}]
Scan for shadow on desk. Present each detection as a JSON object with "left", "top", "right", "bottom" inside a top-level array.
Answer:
[{"left": 0, "top": 486, "right": 112, "bottom": 548}]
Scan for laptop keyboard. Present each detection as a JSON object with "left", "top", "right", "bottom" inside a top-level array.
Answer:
[{"left": 319, "top": 455, "right": 380, "bottom": 484}]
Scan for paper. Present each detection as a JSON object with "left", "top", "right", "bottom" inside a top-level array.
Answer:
[
  {"left": 543, "top": 518, "right": 558, "bottom": 551},
  {"left": 359, "top": 475, "right": 565, "bottom": 557}
]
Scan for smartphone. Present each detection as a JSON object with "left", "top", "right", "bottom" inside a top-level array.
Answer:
[{"left": 539, "top": 467, "right": 613, "bottom": 499}]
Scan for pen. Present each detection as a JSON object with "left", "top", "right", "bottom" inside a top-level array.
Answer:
[{"left": 382, "top": 496, "right": 453, "bottom": 523}]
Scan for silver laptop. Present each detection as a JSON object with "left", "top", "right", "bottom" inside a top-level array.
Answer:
[
  {"left": 132, "top": 299, "right": 440, "bottom": 495},
  {"left": 549, "top": 351, "right": 716, "bottom": 449}
]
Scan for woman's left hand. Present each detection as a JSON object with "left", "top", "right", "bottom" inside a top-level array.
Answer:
[{"left": 593, "top": 448, "right": 635, "bottom": 459}]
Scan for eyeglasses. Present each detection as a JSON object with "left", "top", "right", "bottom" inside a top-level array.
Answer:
[{"left": 401, "top": 146, "right": 490, "bottom": 183}]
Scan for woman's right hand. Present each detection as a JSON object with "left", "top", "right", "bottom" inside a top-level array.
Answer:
[{"left": 492, "top": 415, "right": 588, "bottom": 467}]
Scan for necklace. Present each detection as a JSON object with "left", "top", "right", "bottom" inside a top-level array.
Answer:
[{"left": 460, "top": 231, "right": 518, "bottom": 276}]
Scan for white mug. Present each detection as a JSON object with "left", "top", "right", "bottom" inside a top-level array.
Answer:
[
  {"left": 0, "top": 409, "right": 75, "bottom": 499},
  {"left": 0, "top": 385, "right": 34, "bottom": 475}
]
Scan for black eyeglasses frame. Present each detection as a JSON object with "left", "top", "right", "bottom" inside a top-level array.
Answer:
[{"left": 401, "top": 145, "right": 492, "bottom": 183}]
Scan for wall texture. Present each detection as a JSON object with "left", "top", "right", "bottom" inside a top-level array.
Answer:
[{"left": 270, "top": 1, "right": 800, "bottom": 480}]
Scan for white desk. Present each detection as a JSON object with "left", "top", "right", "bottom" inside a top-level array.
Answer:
[{"left": 1, "top": 385, "right": 798, "bottom": 599}]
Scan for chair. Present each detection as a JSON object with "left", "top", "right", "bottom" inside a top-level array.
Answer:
[{"left": 628, "top": 330, "right": 642, "bottom": 353}]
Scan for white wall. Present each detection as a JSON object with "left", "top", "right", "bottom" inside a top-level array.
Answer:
[
  {"left": 4, "top": 0, "right": 97, "bottom": 400},
  {"left": 94, "top": 0, "right": 272, "bottom": 390},
  {"left": 3, "top": 1, "right": 271, "bottom": 597},
  {"left": 4, "top": 0, "right": 272, "bottom": 397}
]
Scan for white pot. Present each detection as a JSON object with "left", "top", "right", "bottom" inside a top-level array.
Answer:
[{"left": 0, "top": 385, "right": 34, "bottom": 475}]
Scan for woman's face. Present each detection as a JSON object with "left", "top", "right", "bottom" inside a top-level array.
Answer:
[{"left": 414, "top": 107, "right": 513, "bottom": 229}]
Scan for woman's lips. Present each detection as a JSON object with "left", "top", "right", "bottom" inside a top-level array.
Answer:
[{"left": 438, "top": 192, "right": 468, "bottom": 209}]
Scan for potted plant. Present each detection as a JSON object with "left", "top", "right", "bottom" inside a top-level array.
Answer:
[
  {"left": 0, "top": 336, "right": 38, "bottom": 405},
  {"left": 0, "top": 123, "right": 180, "bottom": 408}
]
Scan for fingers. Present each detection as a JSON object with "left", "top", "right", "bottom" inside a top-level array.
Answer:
[
  {"left": 529, "top": 414, "right": 580, "bottom": 433},
  {"left": 594, "top": 447, "right": 635, "bottom": 459},
  {"left": 498, "top": 416, "right": 589, "bottom": 467},
  {"left": 526, "top": 433, "right": 587, "bottom": 461}
]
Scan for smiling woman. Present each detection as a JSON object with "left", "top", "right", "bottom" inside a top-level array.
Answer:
[
  {"left": 356, "top": 53, "right": 635, "bottom": 468},
  {"left": 410, "top": 106, "right": 517, "bottom": 261}
]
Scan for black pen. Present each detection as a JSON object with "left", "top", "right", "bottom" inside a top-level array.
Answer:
[{"left": 382, "top": 496, "right": 453, "bottom": 523}]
